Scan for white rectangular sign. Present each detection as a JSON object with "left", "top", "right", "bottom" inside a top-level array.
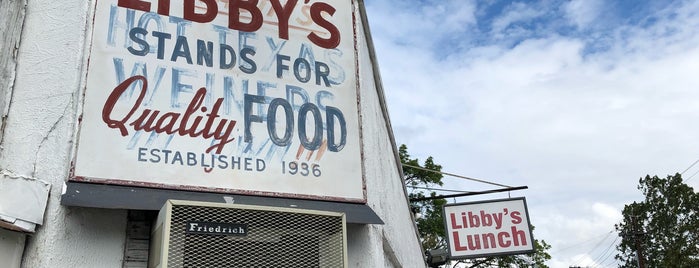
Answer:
[
  {"left": 72, "top": 0, "right": 364, "bottom": 202},
  {"left": 443, "top": 198, "right": 535, "bottom": 259}
]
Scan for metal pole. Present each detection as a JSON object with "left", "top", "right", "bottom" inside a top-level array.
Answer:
[
  {"left": 631, "top": 215, "right": 645, "bottom": 268},
  {"left": 409, "top": 186, "right": 528, "bottom": 202}
]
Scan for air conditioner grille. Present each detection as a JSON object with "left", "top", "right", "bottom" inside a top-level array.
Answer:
[{"left": 166, "top": 204, "right": 344, "bottom": 268}]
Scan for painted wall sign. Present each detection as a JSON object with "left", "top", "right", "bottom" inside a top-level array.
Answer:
[
  {"left": 72, "top": 0, "right": 365, "bottom": 202},
  {"left": 443, "top": 197, "right": 535, "bottom": 259}
]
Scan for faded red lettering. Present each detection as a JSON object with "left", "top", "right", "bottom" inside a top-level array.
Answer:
[
  {"left": 184, "top": 0, "right": 217, "bottom": 23},
  {"left": 270, "top": 0, "right": 298, "bottom": 40},
  {"left": 102, "top": 76, "right": 237, "bottom": 154},
  {"left": 158, "top": 0, "right": 171, "bottom": 15},
  {"left": 296, "top": 5, "right": 312, "bottom": 26},
  {"left": 118, "top": 0, "right": 151, "bottom": 12},
  {"left": 229, "top": 0, "right": 263, "bottom": 32},
  {"left": 308, "top": 2, "right": 340, "bottom": 49},
  {"left": 117, "top": 0, "right": 342, "bottom": 50},
  {"left": 102, "top": 76, "right": 147, "bottom": 136}
]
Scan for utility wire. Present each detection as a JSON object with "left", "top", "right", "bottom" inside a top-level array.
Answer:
[
  {"left": 597, "top": 243, "right": 621, "bottom": 268},
  {"left": 685, "top": 168, "right": 699, "bottom": 182},
  {"left": 680, "top": 158, "right": 699, "bottom": 175},
  {"left": 680, "top": 158, "right": 699, "bottom": 183},
  {"left": 402, "top": 163, "right": 512, "bottom": 188},
  {"left": 571, "top": 230, "right": 614, "bottom": 267},
  {"left": 596, "top": 254, "right": 619, "bottom": 268},
  {"left": 591, "top": 236, "right": 619, "bottom": 268},
  {"left": 551, "top": 229, "right": 615, "bottom": 254}
]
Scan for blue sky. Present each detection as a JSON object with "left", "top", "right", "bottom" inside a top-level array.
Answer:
[
  {"left": 370, "top": 0, "right": 682, "bottom": 55},
  {"left": 365, "top": 1, "right": 699, "bottom": 267}
]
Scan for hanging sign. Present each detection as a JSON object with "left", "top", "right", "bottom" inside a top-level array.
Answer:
[
  {"left": 72, "top": 0, "right": 364, "bottom": 202},
  {"left": 443, "top": 197, "right": 535, "bottom": 259}
]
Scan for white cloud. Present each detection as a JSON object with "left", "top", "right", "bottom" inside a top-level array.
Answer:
[
  {"left": 564, "top": 0, "right": 603, "bottom": 29},
  {"left": 491, "top": 2, "right": 546, "bottom": 36},
  {"left": 366, "top": 1, "right": 699, "bottom": 267},
  {"left": 422, "top": 0, "right": 477, "bottom": 32},
  {"left": 365, "top": 0, "right": 477, "bottom": 50},
  {"left": 592, "top": 202, "right": 623, "bottom": 223}
]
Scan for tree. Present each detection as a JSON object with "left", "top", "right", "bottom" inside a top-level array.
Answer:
[
  {"left": 455, "top": 234, "right": 551, "bottom": 268},
  {"left": 400, "top": 144, "right": 447, "bottom": 250},
  {"left": 615, "top": 174, "right": 699, "bottom": 268},
  {"left": 400, "top": 144, "right": 551, "bottom": 267}
]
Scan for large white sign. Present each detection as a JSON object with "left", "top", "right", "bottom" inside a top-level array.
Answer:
[
  {"left": 72, "top": 0, "right": 364, "bottom": 202},
  {"left": 443, "top": 198, "right": 535, "bottom": 259}
]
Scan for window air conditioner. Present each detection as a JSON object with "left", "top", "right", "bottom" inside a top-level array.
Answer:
[{"left": 148, "top": 200, "right": 347, "bottom": 268}]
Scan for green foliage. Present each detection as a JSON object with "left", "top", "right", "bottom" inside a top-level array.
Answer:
[
  {"left": 459, "top": 236, "right": 551, "bottom": 268},
  {"left": 413, "top": 192, "right": 448, "bottom": 250},
  {"left": 615, "top": 174, "right": 699, "bottom": 268},
  {"left": 400, "top": 144, "right": 447, "bottom": 250},
  {"left": 400, "top": 144, "right": 551, "bottom": 267},
  {"left": 401, "top": 144, "right": 444, "bottom": 188}
]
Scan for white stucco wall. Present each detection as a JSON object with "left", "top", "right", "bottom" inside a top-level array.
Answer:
[
  {"left": 351, "top": 3, "right": 426, "bottom": 266},
  {"left": 0, "top": 228, "right": 25, "bottom": 268},
  {"left": 1, "top": 0, "right": 425, "bottom": 267},
  {"left": 2, "top": 0, "right": 128, "bottom": 267}
]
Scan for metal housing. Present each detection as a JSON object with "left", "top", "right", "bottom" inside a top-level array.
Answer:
[{"left": 149, "top": 200, "right": 347, "bottom": 268}]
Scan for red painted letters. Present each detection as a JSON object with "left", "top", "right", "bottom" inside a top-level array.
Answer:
[
  {"left": 119, "top": 0, "right": 341, "bottom": 49},
  {"left": 307, "top": 2, "right": 340, "bottom": 49},
  {"left": 102, "top": 75, "right": 237, "bottom": 154}
]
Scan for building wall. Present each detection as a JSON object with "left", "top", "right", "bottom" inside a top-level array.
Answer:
[
  {"left": 0, "top": 228, "right": 25, "bottom": 268},
  {"left": 1, "top": 0, "right": 26, "bottom": 125},
  {"left": 1, "top": 0, "right": 129, "bottom": 267},
  {"left": 352, "top": 3, "right": 426, "bottom": 266},
  {"left": 0, "top": 1, "right": 425, "bottom": 267},
  {"left": 1, "top": 3, "right": 31, "bottom": 267}
]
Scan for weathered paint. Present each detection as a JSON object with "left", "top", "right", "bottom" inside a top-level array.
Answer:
[
  {"left": 1, "top": 0, "right": 128, "bottom": 266},
  {"left": 348, "top": 3, "right": 426, "bottom": 266},
  {"left": 73, "top": 0, "right": 366, "bottom": 202},
  {"left": 0, "top": 171, "right": 50, "bottom": 232},
  {"left": 1, "top": 0, "right": 26, "bottom": 132},
  {"left": 0, "top": 0, "right": 52, "bottom": 235},
  {"left": 2, "top": 0, "right": 426, "bottom": 267},
  {"left": 0, "top": 228, "right": 25, "bottom": 268}
]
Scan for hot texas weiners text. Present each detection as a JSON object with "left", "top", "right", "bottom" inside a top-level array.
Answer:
[{"left": 102, "top": 0, "right": 349, "bottom": 157}]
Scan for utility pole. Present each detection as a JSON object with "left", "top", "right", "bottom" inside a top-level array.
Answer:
[{"left": 631, "top": 215, "right": 645, "bottom": 268}]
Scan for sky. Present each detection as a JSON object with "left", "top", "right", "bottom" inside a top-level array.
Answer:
[{"left": 364, "top": 0, "right": 699, "bottom": 267}]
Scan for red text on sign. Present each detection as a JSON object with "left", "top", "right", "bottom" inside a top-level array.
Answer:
[{"left": 117, "top": 0, "right": 341, "bottom": 49}]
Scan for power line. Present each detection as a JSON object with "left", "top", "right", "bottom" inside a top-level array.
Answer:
[
  {"left": 684, "top": 168, "right": 699, "bottom": 182},
  {"left": 680, "top": 158, "right": 699, "bottom": 183},
  {"left": 591, "top": 236, "right": 619, "bottom": 268},
  {"left": 402, "top": 163, "right": 512, "bottom": 188},
  {"left": 551, "top": 229, "right": 615, "bottom": 254},
  {"left": 680, "top": 158, "right": 699, "bottom": 175},
  {"left": 571, "top": 230, "right": 614, "bottom": 267},
  {"left": 597, "top": 244, "right": 621, "bottom": 268}
]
